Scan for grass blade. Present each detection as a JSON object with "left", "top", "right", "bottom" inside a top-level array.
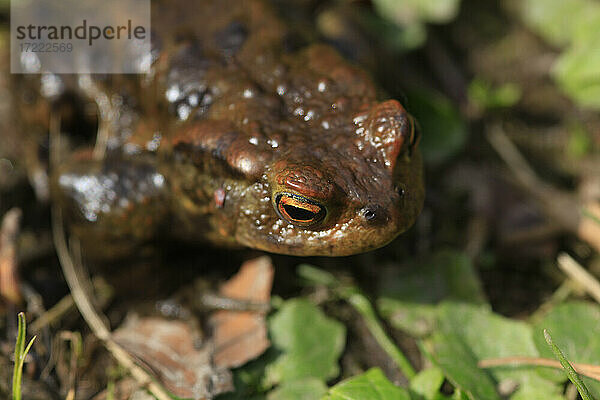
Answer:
[
  {"left": 12, "top": 312, "right": 36, "bottom": 400},
  {"left": 544, "top": 329, "right": 594, "bottom": 400}
]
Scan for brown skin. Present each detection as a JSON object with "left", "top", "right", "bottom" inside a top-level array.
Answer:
[{"left": 18, "top": 0, "right": 424, "bottom": 257}]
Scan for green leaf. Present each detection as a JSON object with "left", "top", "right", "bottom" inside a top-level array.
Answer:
[
  {"left": 369, "top": 0, "right": 462, "bottom": 49},
  {"left": 467, "top": 78, "right": 521, "bottom": 110},
  {"left": 515, "top": 0, "right": 600, "bottom": 109},
  {"left": 410, "top": 367, "right": 445, "bottom": 399},
  {"left": 423, "top": 330, "right": 500, "bottom": 400},
  {"left": 298, "top": 264, "right": 416, "bottom": 379},
  {"left": 515, "top": 0, "right": 594, "bottom": 46},
  {"left": 267, "top": 378, "right": 327, "bottom": 400},
  {"left": 378, "top": 250, "right": 486, "bottom": 337},
  {"left": 424, "top": 302, "right": 563, "bottom": 400},
  {"left": 452, "top": 390, "right": 470, "bottom": 400},
  {"left": 379, "top": 301, "right": 439, "bottom": 339},
  {"left": 218, "top": 350, "right": 279, "bottom": 400},
  {"left": 533, "top": 301, "right": 600, "bottom": 363},
  {"left": 406, "top": 91, "right": 468, "bottom": 165},
  {"left": 553, "top": 42, "right": 600, "bottom": 109},
  {"left": 567, "top": 123, "right": 593, "bottom": 158},
  {"left": 533, "top": 301, "right": 600, "bottom": 397},
  {"left": 354, "top": 8, "right": 427, "bottom": 51},
  {"left": 321, "top": 368, "right": 411, "bottom": 400},
  {"left": 266, "top": 299, "right": 346, "bottom": 385},
  {"left": 373, "top": 0, "right": 462, "bottom": 25},
  {"left": 345, "top": 290, "right": 416, "bottom": 379},
  {"left": 297, "top": 264, "right": 338, "bottom": 287},
  {"left": 379, "top": 250, "right": 486, "bottom": 304},
  {"left": 298, "top": 265, "right": 417, "bottom": 380}
]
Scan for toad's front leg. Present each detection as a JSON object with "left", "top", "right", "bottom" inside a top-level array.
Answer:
[{"left": 52, "top": 153, "right": 169, "bottom": 260}]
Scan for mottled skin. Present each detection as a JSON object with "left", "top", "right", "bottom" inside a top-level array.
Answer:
[{"left": 16, "top": 0, "right": 424, "bottom": 257}]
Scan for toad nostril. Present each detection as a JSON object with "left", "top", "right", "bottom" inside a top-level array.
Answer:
[
  {"left": 362, "top": 205, "right": 390, "bottom": 225},
  {"left": 362, "top": 207, "right": 377, "bottom": 221},
  {"left": 395, "top": 184, "right": 406, "bottom": 197}
]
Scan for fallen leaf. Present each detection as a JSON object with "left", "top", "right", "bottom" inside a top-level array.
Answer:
[
  {"left": 210, "top": 256, "right": 274, "bottom": 369},
  {"left": 113, "top": 316, "right": 233, "bottom": 400},
  {"left": 90, "top": 377, "right": 138, "bottom": 400},
  {"left": 0, "top": 208, "right": 22, "bottom": 305}
]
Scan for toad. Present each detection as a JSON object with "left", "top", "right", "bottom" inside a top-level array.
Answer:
[{"left": 14, "top": 0, "right": 424, "bottom": 257}]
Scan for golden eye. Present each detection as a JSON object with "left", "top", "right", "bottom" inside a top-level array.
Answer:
[{"left": 275, "top": 193, "right": 326, "bottom": 227}]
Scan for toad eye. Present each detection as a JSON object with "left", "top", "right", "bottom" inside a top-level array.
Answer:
[{"left": 275, "top": 193, "right": 326, "bottom": 227}]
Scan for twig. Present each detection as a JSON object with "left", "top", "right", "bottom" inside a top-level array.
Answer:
[
  {"left": 58, "top": 331, "right": 82, "bottom": 400},
  {"left": 499, "top": 222, "right": 562, "bottom": 247},
  {"left": 557, "top": 253, "right": 600, "bottom": 305},
  {"left": 579, "top": 203, "right": 600, "bottom": 255},
  {"left": 0, "top": 208, "right": 23, "bottom": 304},
  {"left": 487, "top": 125, "right": 600, "bottom": 253},
  {"left": 31, "top": 294, "right": 74, "bottom": 333},
  {"left": 529, "top": 281, "right": 574, "bottom": 324},
  {"left": 49, "top": 102, "right": 171, "bottom": 399},
  {"left": 487, "top": 125, "right": 578, "bottom": 231},
  {"left": 78, "top": 74, "right": 112, "bottom": 160},
  {"left": 199, "top": 292, "right": 271, "bottom": 313},
  {"left": 30, "top": 277, "right": 113, "bottom": 332},
  {"left": 51, "top": 207, "right": 172, "bottom": 400},
  {"left": 486, "top": 124, "right": 541, "bottom": 189},
  {"left": 479, "top": 356, "right": 600, "bottom": 381}
]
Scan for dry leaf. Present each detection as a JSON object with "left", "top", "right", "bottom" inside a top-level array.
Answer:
[
  {"left": 578, "top": 201, "right": 600, "bottom": 253},
  {"left": 91, "top": 377, "right": 138, "bottom": 400},
  {"left": 0, "top": 208, "right": 22, "bottom": 305},
  {"left": 113, "top": 316, "right": 232, "bottom": 400},
  {"left": 210, "top": 256, "right": 274, "bottom": 368}
]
